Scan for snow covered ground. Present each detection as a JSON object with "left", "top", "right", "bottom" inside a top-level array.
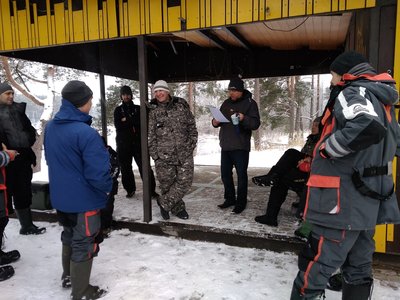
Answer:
[
  {"left": 1, "top": 219, "right": 399, "bottom": 300},
  {"left": 3, "top": 132, "right": 395, "bottom": 299}
]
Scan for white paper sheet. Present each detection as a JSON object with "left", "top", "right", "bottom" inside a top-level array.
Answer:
[{"left": 207, "top": 106, "right": 230, "bottom": 123}]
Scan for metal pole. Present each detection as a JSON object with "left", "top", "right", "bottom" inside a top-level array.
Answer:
[
  {"left": 99, "top": 73, "right": 107, "bottom": 142},
  {"left": 137, "top": 36, "right": 152, "bottom": 222}
]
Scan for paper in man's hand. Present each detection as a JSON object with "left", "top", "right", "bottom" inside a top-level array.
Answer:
[{"left": 207, "top": 106, "right": 230, "bottom": 123}]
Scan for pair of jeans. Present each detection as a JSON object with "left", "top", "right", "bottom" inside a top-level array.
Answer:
[{"left": 220, "top": 150, "right": 249, "bottom": 207}]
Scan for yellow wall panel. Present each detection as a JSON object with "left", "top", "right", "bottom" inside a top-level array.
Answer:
[
  {"left": 205, "top": 0, "right": 211, "bottom": 27},
  {"left": 225, "top": 0, "right": 232, "bottom": 25},
  {"left": 72, "top": 11, "right": 85, "bottom": 42},
  {"left": 54, "top": 3, "right": 66, "bottom": 44},
  {"left": 149, "top": 0, "right": 163, "bottom": 33},
  {"left": 258, "top": 0, "right": 265, "bottom": 21},
  {"left": 87, "top": 0, "right": 100, "bottom": 40},
  {"left": 314, "top": 0, "right": 332, "bottom": 14},
  {"left": 289, "top": 0, "right": 306, "bottom": 17},
  {"left": 0, "top": 1, "right": 13, "bottom": 49},
  {"left": 237, "top": 0, "right": 253, "bottom": 23},
  {"left": 210, "top": 0, "right": 225, "bottom": 26},
  {"left": 346, "top": 0, "right": 372, "bottom": 10},
  {"left": 374, "top": 225, "right": 386, "bottom": 253},
  {"left": 99, "top": 10, "right": 104, "bottom": 39},
  {"left": 167, "top": 6, "right": 181, "bottom": 32},
  {"left": 281, "top": 0, "right": 289, "bottom": 18},
  {"left": 37, "top": 16, "right": 49, "bottom": 46},
  {"left": 186, "top": 0, "right": 200, "bottom": 29},
  {"left": 366, "top": 0, "right": 376, "bottom": 7},
  {"left": 106, "top": 0, "right": 118, "bottom": 38},
  {"left": 387, "top": 224, "right": 394, "bottom": 242},
  {"left": 140, "top": 0, "right": 146, "bottom": 34},
  {"left": 46, "top": 0, "right": 52, "bottom": 45},
  {"left": 128, "top": 0, "right": 140, "bottom": 35},
  {"left": 266, "top": 0, "right": 283, "bottom": 20}
]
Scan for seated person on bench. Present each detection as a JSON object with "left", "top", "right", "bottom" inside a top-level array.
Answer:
[{"left": 252, "top": 117, "right": 321, "bottom": 227}]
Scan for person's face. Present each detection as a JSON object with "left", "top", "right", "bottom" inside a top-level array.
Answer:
[
  {"left": 121, "top": 93, "right": 132, "bottom": 102},
  {"left": 154, "top": 90, "right": 170, "bottom": 103},
  {"left": 311, "top": 121, "right": 319, "bottom": 135},
  {"left": 330, "top": 71, "right": 342, "bottom": 86},
  {"left": 228, "top": 89, "right": 243, "bottom": 101},
  {"left": 0, "top": 90, "right": 14, "bottom": 105}
]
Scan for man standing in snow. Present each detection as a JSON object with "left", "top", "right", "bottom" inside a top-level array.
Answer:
[
  {"left": 114, "top": 85, "right": 157, "bottom": 198},
  {"left": 45, "top": 80, "right": 112, "bottom": 300},
  {"left": 290, "top": 52, "right": 400, "bottom": 300},
  {"left": 148, "top": 80, "right": 198, "bottom": 220},
  {"left": 212, "top": 78, "right": 260, "bottom": 214},
  {"left": 0, "top": 82, "right": 45, "bottom": 235}
]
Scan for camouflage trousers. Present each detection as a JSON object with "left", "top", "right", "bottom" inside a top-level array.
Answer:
[{"left": 155, "top": 157, "right": 194, "bottom": 214}]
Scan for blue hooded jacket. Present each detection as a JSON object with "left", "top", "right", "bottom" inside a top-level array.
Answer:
[{"left": 44, "top": 100, "right": 112, "bottom": 213}]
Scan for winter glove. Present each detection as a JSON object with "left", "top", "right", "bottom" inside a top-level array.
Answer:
[
  {"left": 319, "top": 143, "right": 331, "bottom": 159},
  {"left": 297, "top": 161, "right": 311, "bottom": 173}
]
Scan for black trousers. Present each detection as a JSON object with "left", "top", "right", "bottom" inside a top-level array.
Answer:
[
  {"left": 265, "top": 149, "right": 309, "bottom": 220},
  {"left": 6, "top": 153, "right": 33, "bottom": 211},
  {"left": 117, "top": 142, "right": 156, "bottom": 195}
]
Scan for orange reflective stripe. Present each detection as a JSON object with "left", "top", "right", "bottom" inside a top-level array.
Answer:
[
  {"left": 307, "top": 174, "right": 340, "bottom": 188},
  {"left": 342, "top": 73, "right": 396, "bottom": 83},
  {"left": 84, "top": 210, "right": 99, "bottom": 236},
  {"left": 301, "top": 236, "right": 324, "bottom": 294},
  {"left": 303, "top": 186, "right": 311, "bottom": 219}
]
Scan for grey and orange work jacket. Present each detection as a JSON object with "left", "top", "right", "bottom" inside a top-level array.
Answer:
[{"left": 304, "top": 62, "right": 400, "bottom": 231}]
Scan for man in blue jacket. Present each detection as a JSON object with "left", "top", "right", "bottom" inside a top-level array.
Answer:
[{"left": 44, "top": 81, "right": 112, "bottom": 300}]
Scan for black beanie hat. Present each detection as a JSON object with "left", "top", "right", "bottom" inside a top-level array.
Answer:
[
  {"left": 61, "top": 80, "right": 93, "bottom": 108},
  {"left": 228, "top": 78, "right": 244, "bottom": 92},
  {"left": 330, "top": 51, "right": 368, "bottom": 76},
  {"left": 120, "top": 85, "right": 132, "bottom": 97},
  {"left": 0, "top": 82, "right": 13, "bottom": 95}
]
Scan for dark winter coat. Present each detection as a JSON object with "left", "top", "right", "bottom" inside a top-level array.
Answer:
[
  {"left": 301, "top": 134, "right": 320, "bottom": 157},
  {"left": 304, "top": 63, "right": 400, "bottom": 230},
  {"left": 44, "top": 99, "right": 112, "bottom": 213},
  {"left": 114, "top": 101, "right": 141, "bottom": 146},
  {"left": 213, "top": 90, "right": 260, "bottom": 152},
  {"left": 0, "top": 101, "right": 36, "bottom": 165},
  {"left": 148, "top": 96, "right": 198, "bottom": 165}
]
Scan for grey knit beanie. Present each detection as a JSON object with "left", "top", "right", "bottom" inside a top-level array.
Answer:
[{"left": 61, "top": 80, "right": 93, "bottom": 108}]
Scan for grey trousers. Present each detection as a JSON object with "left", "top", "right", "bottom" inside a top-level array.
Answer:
[
  {"left": 58, "top": 210, "right": 101, "bottom": 262},
  {"left": 294, "top": 224, "right": 375, "bottom": 296}
]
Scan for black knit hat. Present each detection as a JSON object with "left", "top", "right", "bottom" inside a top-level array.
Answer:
[
  {"left": 330, "top": 51, "right": 368, "bottom": 76},
  {"left": 120, "top": 85, "right": 133, "bottom": 96},
  {"left": 0, "top": 82, "right": 13, "bottom": 95},
  {"left": 228, "top": 78, "right": 244, "bottom": 92},
  {"left": 61, "top": 80, "right": 93, "bottom": 108}
]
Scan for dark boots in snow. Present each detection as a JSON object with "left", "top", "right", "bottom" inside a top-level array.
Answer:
[
  {"left": 70, "top": 259, "right": 106, "bottom": 300},
  {"left": 251, "top": 172, "right": 279, "bottom": 187},
  {"left": 0, "top": 249, "right": 20, "bottom": 265},
  {"left": 15, "top": 208, "right": 46, "bottom": 235},
  {"left": 254, "top": 214, "right": 278, "bottom": 226},
  {"left": 342, "top": 279, "right": 373, "bottom": 300},
  {"left": 0, "top": 265, "right": 14, "bottom": 281},
  {"left": 62, "top": 244, "right": 72, "bottom": 288}
]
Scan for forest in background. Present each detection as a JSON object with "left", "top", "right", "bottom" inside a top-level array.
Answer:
[{"left": 1, "top": 57, "right": 330, "bottom": 152}]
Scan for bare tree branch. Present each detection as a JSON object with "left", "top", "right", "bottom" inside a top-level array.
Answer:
[{"left": 1, "top": 56, "right": 44, "bottom": 107}]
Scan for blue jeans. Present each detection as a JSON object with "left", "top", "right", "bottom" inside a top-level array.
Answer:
[{"left": 220, "top": 150, "right": 249, "bottom": 207}]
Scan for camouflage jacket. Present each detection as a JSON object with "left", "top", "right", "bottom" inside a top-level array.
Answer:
[{"left": 148, "top": 96, "right": 198, "bottom": 165}]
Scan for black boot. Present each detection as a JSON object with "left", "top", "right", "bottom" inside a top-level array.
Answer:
[
  {"left": 0, "top": 265, "right": 14, "bottom": 281},
  {"left": 15, "top": 208, "right": 46, "bottom": 235},
  {"left": 342, "top": 278, "right": 373, "bottom": 300},
  {"left": 217, "top": 200, "right": 235, "bottom": 209},
  {"left": 251, "top": 173, "right": 279, "bottom": 187},
  {"left": 70, "top": 259, "right": 107, "bottom": 300},
  {"left": 61, "top": 244, "right": 72, "bottom": 288},
  {"left": 176, "top": 209, "right": 189, "bottom": 220},
  {"left": 254, "top": 214, "right": 278, "bottom": 226},
  {"left": 156, "top": 198, "right": 170, "bottom": 220},
  {"left": 0, "top": 250, "right": 21, "bottom": 265}
]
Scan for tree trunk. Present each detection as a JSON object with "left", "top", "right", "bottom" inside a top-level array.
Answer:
[
  {"left": 253, "top": 78, "right": 261, "bottom": 151},
  {"left": 288, "top": 76, "right": 296, "bottom": 142},
  {"left": 187, "top": 82, "right": 195, "bottom": 114}
]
